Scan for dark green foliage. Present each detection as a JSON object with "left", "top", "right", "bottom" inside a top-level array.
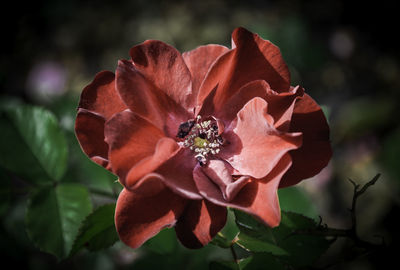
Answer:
[
  {"left": 0, "top": 105, "right": 68, "bottom": 185},
  {"left": 70, "top": 204, "right": 119, "bottom": 256},
  {"left": 233, "top": 210, "right": 332, "bottom": 268},
  {"left": 26, "top": 183, "right": 92, "bottom": 259}
]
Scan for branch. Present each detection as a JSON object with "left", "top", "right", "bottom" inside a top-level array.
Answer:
[
  {"left": 348, "top": 173, "right": 381, "bottom": 238},
  {"left": 294, "top": 174, "right": 384, "bottom": 251}
]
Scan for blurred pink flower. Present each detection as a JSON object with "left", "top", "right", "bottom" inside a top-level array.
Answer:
[
  {"left": 75, "top": 27, "right": 332, "bottom": 249},
  {"left": 26, "top": 61, "right": 66, "bottom": 101}
]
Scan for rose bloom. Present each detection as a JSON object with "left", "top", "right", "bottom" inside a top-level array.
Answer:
[{"left": 75, "top": 27, "right": 331, "bottom": 249}]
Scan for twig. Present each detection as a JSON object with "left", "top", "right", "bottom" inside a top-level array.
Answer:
[
  {"left": 348, "top": 173, "right": 381, "bottom": 240},
  {"left": 230, "top": 244, "right": 239, "bottom": 264},
  {"left": 294, "top": 173, "right": 384, "bottom": 268},
  {"left": 229, "top": 236, "right": 240, "bottom": 265}
]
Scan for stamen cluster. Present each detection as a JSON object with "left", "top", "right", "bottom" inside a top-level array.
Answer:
[{"left": 177, "top": 115, "right": 223, "bottom": 166}]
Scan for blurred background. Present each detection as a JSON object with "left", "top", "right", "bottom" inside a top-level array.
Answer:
[{"left": 1, "top": 0, "right": 399, "bottom": 269}]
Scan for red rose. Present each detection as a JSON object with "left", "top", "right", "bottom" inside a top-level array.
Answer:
[{"left": 75, "top": 27, "right": 331, "bottom": 249}]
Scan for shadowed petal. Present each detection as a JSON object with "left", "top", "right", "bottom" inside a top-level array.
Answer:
[
  {"left": 183, "top": 44, "right": 229, "bottom": 108},
  {"left": 175, "top": 200, "right": 227, "bottom": 249},
  {"left": 264, "top": 85, "right": 304, "bottom": 132},
  {"left": 155, "top": 149, "right": 203, "bottom": 200},
  {"left": 194, "top": 153, "right": 292, "bottom": 227},
  {"left": 104, "top": 110, "right": 166, "bottom": 185},
  {"left": 201, "top": 159, "right": 250, "bottom": 201},
  {"left": 126, "top": 173, "right": 166, "bottom": 197},
  {"left": 78, "top": 71, "right": 127, "bottom": 120},
  {"left": 116, "top": 59, "right": 191, "bottom": 137},
  {"left": 125, "top": 137, "right": 180, "bottom": 189},
  {"left": 280, "top": 94, "right": 332, "bottom": 187},
  {"left": 129, "top": 40, "right": 194, "bottom": 111},
  {"left": 231, "top": 27, "right": 291, "bottom": 91},
  {"left": 76, "top": 71, "right": 127, "bottom": 169},
  {"left": 115, "top": 186, "right": 187, "bottom": 249},
  {"left": 219, "top": 97, "right": 302, "bottom": 179},
  {"left": 197, "top": 27, "right": 291, "bottom": 115},
  {"left": 75, "top": 109, "right": 110, "bottom": 168},
  {"left": 214, "top": 80, "right": 271, "bottom": 124}
]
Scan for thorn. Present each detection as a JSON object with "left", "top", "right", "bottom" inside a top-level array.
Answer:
[{"left": 317, "top": 215, "right": 323, "bottom": 227}]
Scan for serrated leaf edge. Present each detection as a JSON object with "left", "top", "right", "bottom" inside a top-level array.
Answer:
[{"left": 69, "top": 203, "right": 117, "bottom": 256}]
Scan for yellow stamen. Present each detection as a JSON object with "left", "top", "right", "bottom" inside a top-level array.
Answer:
[{"left": 194, "top": 137, "right": 209, "bottom": 149}]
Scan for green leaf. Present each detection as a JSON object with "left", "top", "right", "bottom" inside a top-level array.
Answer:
[
  {"left": 144, "top": 227, "right": 177, "bottom": 254},
  {"left": 210, "top": 233, "right": 232, "bottom": 249},
  {"left": 234, "top": 210, "right": 273, "bottom": 238},
  {"left": 234, "top": 210, "right": 332, "bottom": 268},
  {"left": 209, "top": 260, "right": 239, "bottom": 270},
  {"left": 0, "top": 167, "right": 11, "bottom": 216},
  {"left": 234, "top": 210, "right": 288, "bottom": 256},
  {"left": 235, "top": 233, "right": 288, "bottom": 256},
  {"left": 70, "top": 204, "right": 119, "bottom": 256},
  {"left": 278, "top": 187, "right": 318, "bottom": 219},
  {"left": 211, "top": 209, "right": 240, "bottom": 249},
  {"left": 275, "top": 212, "right": 332, "bottom": 267},
  {"left": 0, "top": 105, "right": 68, "bottom": 185},
  {"left": 26, "top": 183, "right": 92, "bottom": 259},
  {"left": 238, "top": 257, "right": 252, "bottom": 269},
  {"left": 209, "top": 255, "right": 277, "bottom": 270},
  {"left": 242, "top": 253, "right": 286, "bottom": 270},
  {"left": 234, "top": 210, "right": 265, "bottom": 232},
  {"left": 221, "top": 208, "right": 240, "bottom": 241}
]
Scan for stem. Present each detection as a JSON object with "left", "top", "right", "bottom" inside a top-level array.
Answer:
[
  {"left": 230, "top": 244, "right": 239, "bottom": 264},
  {"left": 295, "top": 227, "right": 350, "bottom": 238},
  {"left": 229, "top": 236, "right": 240, "bottom": 265},
  {"left": 348, "top": 174, "right": 381, "bottom": 239},
  {"left": 295, "top": 174, "right": 383, "bottom": 248}
]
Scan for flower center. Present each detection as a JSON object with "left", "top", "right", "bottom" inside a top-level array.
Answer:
[{"left": 177, "top": 115, "right": 223, "bottom": 166}]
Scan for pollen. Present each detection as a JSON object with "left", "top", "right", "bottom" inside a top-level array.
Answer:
[
  {"left": 194, "top": 137, "right": 209, "bottom": 148},
  {"left": 176, "top": 115, "right": 223, "bottom": 166}
]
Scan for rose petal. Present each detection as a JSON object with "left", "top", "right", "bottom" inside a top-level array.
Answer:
[
  {"left": 280, "top": 94, "right": 332, "bottom": 187},
  {"left": 231, "top": 27, "right": 291, "bottom": 92},
  {"left": 195, "top": 50, "right": 233, "bottom": 115},
  {"left": 154, "top": 149, "right": 203, "bottom": 200},
  {"left": 196, "top": 27, "right": 291, "bottom": 115},
  {"left": 76, "top": 71, "right": 127, "bottom": 169},
  {"left": 175, "top": 200, "right": 227, "bottom": 249},
  {"left": 219, "top": 97, "right": 302, "bottom": 179},
  {"left": 115, "top": 187, "right": 186, "bottom": 249},
  {"left": 116, "top": 59, "right": 191, "bottom": 137},
  {"left": 194, "top": 153, "right": 292, "bottom": 227},
  {"left": 129, "top": 40, "right": 194, "bottom": 111},
  {"left": 91, "top": 156, "right": 109, "bottom": 168},
  {"left": 104, "top": 109, "right": 165, "bottom": 184},
  {"left": 125, "top": 137, "right": 180, "bottom": 189},
  {"left": 75, "top": 108, "right": 110, "bottom": 168},
  {"left": 201, "top": 159, "right": 250, "bottom": 201},
  {"left": 183, "top": 45, "right": 229, "bottom": 109},
  {"left": 126, "top": 173, "right": 166, "bottom": 197},
  {"left": 78, "top": 71, "right": 127, "bottom": 120},
  {"left": 214, "top": 80, "right": 271, "bottom": 124},
  {"left": 264, "top": 85, "right": 304, "bottom": 132}
]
